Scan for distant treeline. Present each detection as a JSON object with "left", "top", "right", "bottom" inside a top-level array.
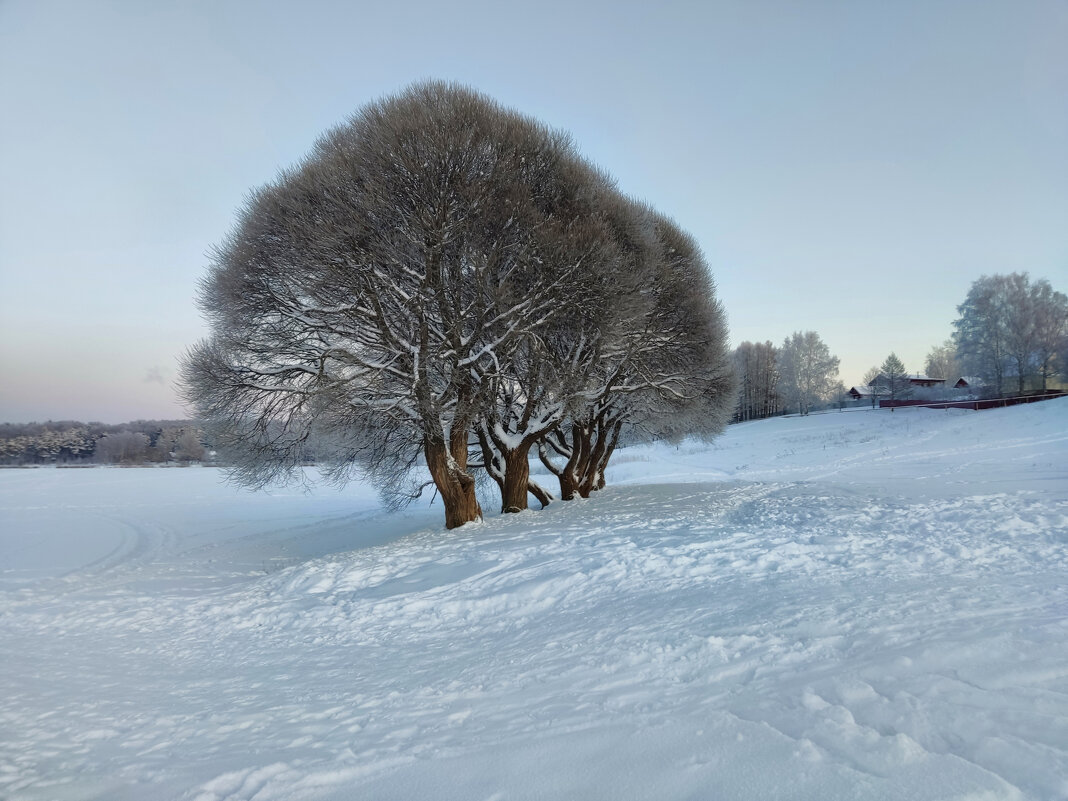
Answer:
[
  {"left": 0, "top": 420, "right": 209, "bottom": 466},
  {"left": 0, "top": 420, "right": 345, "bottom": 467}
]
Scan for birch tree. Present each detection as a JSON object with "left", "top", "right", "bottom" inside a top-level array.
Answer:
[
  {"left": 954, "top": 273, "right": 1068, "bottom": 394},
  {"left": 733, "top": 341, "right": 780, "bottom": 421},
  {"left": 779, "top": 331, "right": 840, "bottom": 415},
  {"left": 953, "top": 274, "right": 1018, "bottom": 396},
  {"left": 1001, "top": 273, "right": 1037, "bottom": 393},
  {"left": 1031, "top": 279, "right": 1068, "bottom": 389},
  {"left": 924, "top": 340, "right": 959, "bottom": 381}
]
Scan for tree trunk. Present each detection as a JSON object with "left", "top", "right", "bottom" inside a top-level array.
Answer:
[
  {"left": 558, "top": 470, "right": 578, "bottom": 501},
  {"left": 425, "top": 434, "right": 482, "bottom": 529},
  {"left": 485, "top": 425, "right": 553, "bottom": 513},
  {"left": 578, "top": 417, "right": 620, "bottom": 497},
  {"left": 558, "top": 422, "right": 590, "bottom": 501},
  {"left": 577, "top": 427, "right": 607, "bottom": 498},
  {"left": 501, "top": 444, "right": 532, "bottom": 513},
  {"left": 593, "top": 419, "right": 622, "bottom": 492}
]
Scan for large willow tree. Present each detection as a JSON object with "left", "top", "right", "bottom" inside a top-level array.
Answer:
[{"left": 183, "top": 82, "right": 734, "bottom": 529}]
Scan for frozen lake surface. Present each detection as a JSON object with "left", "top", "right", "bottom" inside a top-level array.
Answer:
[{"left": 2, "top": 400, "right": 1067, "bottom": 800}]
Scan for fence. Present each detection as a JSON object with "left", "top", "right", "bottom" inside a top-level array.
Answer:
[{"left": 879, "top": 390, "right": 1066, "bottom": 412}]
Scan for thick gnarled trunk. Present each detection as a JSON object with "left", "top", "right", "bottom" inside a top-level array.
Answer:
[
  {"left": 479, "top": 416, "right": 557, "bottom": 513},
  {"left": 501, "top": 446, "right": 533, "bottom": 512},
  {"left": 540, "top": 414, "right": 622, "bottom": 501},
  {"left": 578, "top": 418, "right": 622, "bottom": 496},
  {"left": 559, "top": 422, "right": 589, "bottom": 500},
  {"left": 425, "top": 433, "right": 482, "bottom": 529}
]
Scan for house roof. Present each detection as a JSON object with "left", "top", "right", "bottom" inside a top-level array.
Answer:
[{"left": 866, "top": 373, "right": 946, "bottom": 386}]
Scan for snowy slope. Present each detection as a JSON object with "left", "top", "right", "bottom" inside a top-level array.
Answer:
[{"left": 1, "top": 401, "right": 1066, "bottom": 800}]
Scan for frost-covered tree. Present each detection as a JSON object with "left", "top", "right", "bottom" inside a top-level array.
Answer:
[
  {"left": 0, "top": 426, "right": 97, "bottom": 464},
  {"left": 733, "top": 340, "right": 780, "bottom": 421},
  {"left": 924, "top": 340, "right": 959, "bottom": 381},
  {"left": 529, "top": 199, "right": 656, "bottom": 502},
  {"left": 953, "top": 273, "right": 1066, "bottom": 395},
  {"left": 174, "top": 429, "right": 206, "bottom": 462},
  {"left": 184, "top": 83, "right": 613, "bottom": 527},
  {"left": 779, "top": 331, "right": 839, "bottom": 415},
  {"left": 953, "top": 275, "right": 1013, "bottom": 396},
  {"left": 182, "top": 82, "right": 734, "bottom": 527},
  {"left": 1029, "top": 279, "right": 1067, "bottom": 390},
  {"left": 95, "top": 432, "right": 149, "bottom": 464},
  {"left": 0, "top": 436, "right": 24, "bottom": 465},
  {"left": 471, "top": 166, "right": 628, "bottom": 513},
  {"left": 535, "top": 212, "right": 734, "bottom": 501},
  {"left": 1001, "top": 273, "right": 1038, "bottom": 394}
]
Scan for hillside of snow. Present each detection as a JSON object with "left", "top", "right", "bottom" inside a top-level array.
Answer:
[{"left": 2, "top": 400, "right": 1067, "bottom": 800}]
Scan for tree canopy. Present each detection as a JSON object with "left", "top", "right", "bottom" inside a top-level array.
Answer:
[
  {"left": 182, "top": 82, "right": 734, "bottom": 528},
  {"left": 778, "top": 331, "right": 840, "bottom": 416},
  {"left": 878, "top": 352, "right": 910, "bottom": 402},
  {"left": 953, "top": 273, "right": 1068, "bottom": 395}
]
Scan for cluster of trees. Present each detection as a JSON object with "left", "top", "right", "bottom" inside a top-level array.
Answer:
[
  {"left": 952, "top": 273, "right": 1067, "bottom": 395},
  {"left": 860, "top": 273, "right": 1066, "bottom": 406},
  {"left": 779, "top": 331, "right": 842, "bottom": 415},
  {"left": 733, "top": 341, "right": 781, "bottom": 421},
  {"left": 862, "top": 352, "right": 912, "bottom": 404},
  {"left": 182, "top": 82, "right": 734, "bottom": 529},
  {"left": 923, "top": 341, "right": 959, "bottom": 385},
  {"left": 732, "top": 331, "right": 841, "bottom": 420},
  {"left": 0, "top": 421, "right": 206, "bottom": 466},
  {"left": 0, "top": 423, "right": 96, "bottom": 464}
]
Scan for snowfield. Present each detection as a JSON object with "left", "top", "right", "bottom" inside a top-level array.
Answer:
[{"left": 2, "top": 401, "right": 1067, "bottom": 801}]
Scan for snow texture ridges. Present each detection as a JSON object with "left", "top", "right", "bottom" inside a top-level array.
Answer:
[{"left": 1, "top": 400, "right": 1066, "bottom": 800}]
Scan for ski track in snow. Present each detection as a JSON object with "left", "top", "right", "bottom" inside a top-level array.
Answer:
[{"left": 1, "top": 401, "right": 1067, "bottom": 800}]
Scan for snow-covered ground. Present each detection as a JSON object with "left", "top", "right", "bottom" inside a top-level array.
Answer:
[{"left": 2, "top": 400, "right": 1067, "bottom": 800}]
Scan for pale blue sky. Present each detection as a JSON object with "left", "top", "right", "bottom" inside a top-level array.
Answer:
[{"left": 1, "top": 0, "right": 1065, "bottom": 423}]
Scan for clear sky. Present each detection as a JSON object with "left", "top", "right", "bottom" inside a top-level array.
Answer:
[{"left": 1, "top": 0, "right": 1065, "bottom": 423}]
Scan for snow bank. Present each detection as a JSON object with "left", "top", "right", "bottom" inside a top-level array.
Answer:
[{"left": 1, "top": 401, "right": 1066, "bottom": 800}]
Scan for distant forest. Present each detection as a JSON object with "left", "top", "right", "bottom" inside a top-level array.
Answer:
[
  {"left": 0, "top": 421, "right": 209, "bottom": 466},
  {"left": 0, "top": 420, "right": 340, "bottom": 467}
]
